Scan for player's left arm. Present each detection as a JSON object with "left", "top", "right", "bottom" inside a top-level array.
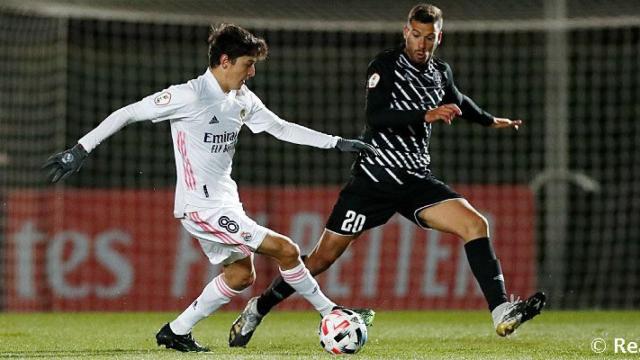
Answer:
[
  {"left": 442, "top": 63, "right": 522, "bottom": 130},
  {"left": 259, "top": 112, "right": 377, "bottom": 156},
  {"left": 243, "top": 92, "right": 377, "bottom": 156}
]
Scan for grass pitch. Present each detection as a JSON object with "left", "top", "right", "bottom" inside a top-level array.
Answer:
[{"left": 0, "top": 311, "right": 638, "bottom": 359}]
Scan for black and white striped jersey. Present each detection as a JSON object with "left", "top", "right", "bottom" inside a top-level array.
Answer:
[{"left": 357, "top": 47, "right": 494, "bottom": 183}]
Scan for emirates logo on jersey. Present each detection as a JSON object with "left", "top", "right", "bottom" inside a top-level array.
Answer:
[
  {"left": 203, "top": 131, "right": 238, "bottom": 153},
  {"left": 203, "top": 131, "right": 238, "bottom": 144}
]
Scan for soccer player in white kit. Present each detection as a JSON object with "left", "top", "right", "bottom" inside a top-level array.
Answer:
[{"left": 43, "top": 23, "right": 377, "bottom": 352}]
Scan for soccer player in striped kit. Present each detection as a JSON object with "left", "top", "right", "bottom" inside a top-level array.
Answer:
[
  {"left": 229, "top": 3, "right": 546, "bottom": 347},
  {"left": 43, "top": 23, "right": 376, "bottom": 352}
]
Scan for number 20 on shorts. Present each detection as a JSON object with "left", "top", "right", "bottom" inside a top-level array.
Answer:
[{"left": 340, "top": 210, "right": 366, "bottom": 233}]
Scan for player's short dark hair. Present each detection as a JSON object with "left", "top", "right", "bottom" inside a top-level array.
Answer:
[
  {"left": 407, "top": 4, "right": 443, "bottom": 30},
  {"left": 208, "top": 24, "right": 268, "bottom": 67}
]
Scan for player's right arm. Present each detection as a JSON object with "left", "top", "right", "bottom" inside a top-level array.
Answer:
[
  {"left": 366, "top": 55, "right": 461, "bottom": 127},
  {"left": 365, "top": 58, "right": 427, "bottom": 129},
  {"left": 43, "top": 102, "right": 153, "bottom": 183},
  {"left": 44, "top": 86, "right": 193, "bottom": 183}
]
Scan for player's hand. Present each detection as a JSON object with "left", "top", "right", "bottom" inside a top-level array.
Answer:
[
  {"left": 491, "top": 117, "right": 523, "bottom": 130},
  {"left": 425, "top": 104, "right": 462, "bottom": 125},
  {"left": 336, "top": 138, "right": 379, "bottom": 157},
  {"left": 43, "top": 144, "right": 88, "bottom": 183}
]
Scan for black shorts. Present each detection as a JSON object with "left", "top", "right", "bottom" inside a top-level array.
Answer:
[{"left": 325, "top": 165, "right": 463, "bottom": 235}]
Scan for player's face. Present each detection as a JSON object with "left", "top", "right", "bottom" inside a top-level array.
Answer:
[
  {"left": 227, "top": 56, "right": 257, "bottom": 90},
  {"left": 403, "top": 20, "right": 442, "bottom": 64}
]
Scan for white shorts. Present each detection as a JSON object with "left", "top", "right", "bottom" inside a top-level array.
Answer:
[{"left": 181, "top": 207, "right": 269, "bottom": 265}]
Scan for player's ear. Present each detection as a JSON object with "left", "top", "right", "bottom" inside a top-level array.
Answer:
[
  {"left": 219, "top": 54, "right": 230, "bottom": 69},
  {"left": 402, "top": 25, "right": 409, "bottom": 40},
  {"left": 437, "top": 31, "right": 443, "bottom": 45}
]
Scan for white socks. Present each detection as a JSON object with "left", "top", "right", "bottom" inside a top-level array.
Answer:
[
  {"left": 170, "top": 263, "right": 335, "bottom": 335},
  {"left": 280, "top": 262, "right": 335, "bottom": 316},
  {"left": 170, "top": 274, "right": 240, "bottom": 335}
]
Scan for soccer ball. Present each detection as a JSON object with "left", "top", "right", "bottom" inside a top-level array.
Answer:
[{"left": 319, "top": 309, "right": 368, "bottom": 355}]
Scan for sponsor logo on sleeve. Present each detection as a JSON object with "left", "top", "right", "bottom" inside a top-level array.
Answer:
[
  {"left": 154, "top": 92, "right": 171, "bottom": 106},
  {"left": 367, "top": 73, "right": 380, "bottom": 89}
]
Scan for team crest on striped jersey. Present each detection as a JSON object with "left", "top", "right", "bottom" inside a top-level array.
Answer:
[
  {"left": 367, "top": 73, "right": 380, "bottom": 88},
  {"left": 154, "top": 91, "right": 171, "bottom": 105},
  {"left": 432, "top": 71, "right": 442, "bottom": 86}
]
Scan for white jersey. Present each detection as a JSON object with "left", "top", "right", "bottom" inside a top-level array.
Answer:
[{"left": 79, "top": 69, "right": 339, "bottom": 218}]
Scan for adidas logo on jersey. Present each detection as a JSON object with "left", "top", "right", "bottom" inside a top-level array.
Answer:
[{"left": 209, "top": 115, "right": 219, "bottom": 124}]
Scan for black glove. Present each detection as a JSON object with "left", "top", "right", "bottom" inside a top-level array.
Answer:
[
  {"left": 335, "top": 138, "right": 379, "bottom": 157},
  {"left": 43, "top": 144, "right": 88, "bottom": 183}
]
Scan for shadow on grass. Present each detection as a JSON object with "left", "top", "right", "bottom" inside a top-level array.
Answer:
[{"left": 0, "top": 349, "right": 166, "bottom": 358}]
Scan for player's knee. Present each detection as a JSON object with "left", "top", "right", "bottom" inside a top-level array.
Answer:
[
  {"left": 224, "top": 269, "right": 256, "bottom": 290},
  {"left": 238, "top": 271, "right": 256, "bottom": 289},
  {"left": 279, "top": 237, "right": 301, "bottom": 262},
  {"left": 461, "top": 214, "right": 489, "bottom": 239}
]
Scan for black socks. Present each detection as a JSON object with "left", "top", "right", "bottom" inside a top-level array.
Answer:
[
  {"left": 255, "top": 276, "right": 295, "bottom": 316},
  {"left": 256, "top": 242, "right": 508, "bottom": 314},
  {"left": 464, "top": 237, "right": 508, "bottom": 311}
]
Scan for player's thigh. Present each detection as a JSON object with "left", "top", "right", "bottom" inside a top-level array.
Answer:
[
  {"left": 181, "top": 207, "right": 268, "bottom": 264},
  {"left": 398, "top": 174, "right": 466, "bottom": 230},
  {"left": 416, "top": 198, "right": 489, "bottom": 240},
  {"left": 325, "top": 179, "right": 395, "bottom": 237},
  {"left": 305, "top": 229, "right": 359, "bottom": 275},
  {"left": 255, "top": 231, "right": 300, "bottom": 261}
]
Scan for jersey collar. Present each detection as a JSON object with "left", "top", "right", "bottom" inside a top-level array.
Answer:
[
  {"left": 398, "top": 47, "right": 433, "bottom": 72},
  {"left": 203, "top": 68, "right": 235, "bottom": 100}
]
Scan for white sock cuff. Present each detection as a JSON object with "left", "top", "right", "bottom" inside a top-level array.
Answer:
[
  {"left": 279, "top": 263, "right": 308, "bottom": 284},
  {"left": 213, "top": 274, "right": 241, "bottom": 298}
]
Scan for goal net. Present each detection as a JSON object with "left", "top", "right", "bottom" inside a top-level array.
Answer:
[{"left": 1, "top": 0, "right": 638, "bottom": 311}]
